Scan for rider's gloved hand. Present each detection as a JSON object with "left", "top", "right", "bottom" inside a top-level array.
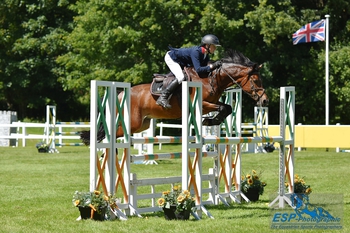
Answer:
[{"left": 210, "top": 61, "right": 222, "bottom": 70}]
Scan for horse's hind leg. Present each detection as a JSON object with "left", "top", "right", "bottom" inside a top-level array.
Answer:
[{"left": 202, "top": 103, "right": 232, "bottom": 126}]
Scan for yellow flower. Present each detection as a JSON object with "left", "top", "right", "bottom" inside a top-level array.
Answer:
[
  {"left": 104, "top": 195, "right": 109, "bottom": 201},
  {"left": 294, "top": 174, "right": 299, "bottom": 179},
  {"left": 162, "top": 191, "right": 170, "bottom": 195},
  {"left": 305, "top": 188, "right": 312, "bottom": 194},
  {"left": 183, "top": 190, "right": 191, "bottom": 198},
  {"left": 247, "top": 178, "right": 253, "bottom": 185},
  {"left": 177, "top": 195, "right": 185, "bottom": 203},
  {"left": 252, "top": 170, "right": 257, "bottom": 174},
  {"left": 173, "top": 185, "right": 180, "bottom": 191},
  {"left": 94, "top": 190, "right": 101, "bottom": 195},
  {"left": 285, "top": 182, "right": 289, "bottom": 187},
  {"left": 253, "top": 175, "right": 259, "bottom": 180},
  {"left": 246, "top": 174, "right": 251, "bottom": 179},
  {"left": 157, "top": 198, "right": 165, "bottom": 206},
  {"left": 74, "top": 200, "right": 80, "bottom": 206}
]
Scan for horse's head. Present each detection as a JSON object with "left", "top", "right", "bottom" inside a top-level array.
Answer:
[
  {"left": 243, "top": 63, "right": 269, "bottom": 107},
  {"left": 219, "top": 50, "right": 269, "bottom": 107}
]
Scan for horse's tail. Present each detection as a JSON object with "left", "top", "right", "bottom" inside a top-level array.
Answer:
[
  {"left": 80, "top": 130, "right": 91, "bottom": 146},
  {"left": 80, "top": 123, "right": 106, "bottom": 146}
]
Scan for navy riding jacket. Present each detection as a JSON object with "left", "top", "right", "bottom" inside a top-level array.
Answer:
[{"left": 168, "top": 46, "right": 211, "bottom": 75}]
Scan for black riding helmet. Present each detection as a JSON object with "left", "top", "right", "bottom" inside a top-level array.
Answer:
[{"left": 201, "top": 34, "right": 221, "bottom": 47}]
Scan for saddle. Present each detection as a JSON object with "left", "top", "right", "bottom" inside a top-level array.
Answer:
[{"left": 150, "top": 67, "right": 191, "bottom": 96}]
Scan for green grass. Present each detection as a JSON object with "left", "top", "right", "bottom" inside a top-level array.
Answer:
[{"left": 0, "top": 145, "right": 349, "bottom": 233}]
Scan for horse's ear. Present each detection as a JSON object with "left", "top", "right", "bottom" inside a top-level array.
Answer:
[{"left": 252, "top": 63, "right": 263, "bottom": 71}]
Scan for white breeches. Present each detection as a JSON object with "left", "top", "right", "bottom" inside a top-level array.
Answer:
[{"left": 164, "top": 52, "right": 184, "bottom": 84}]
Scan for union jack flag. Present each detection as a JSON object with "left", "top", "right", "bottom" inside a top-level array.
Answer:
[{"left": 292, "top": 20, "right": 325, "bottom": 45}]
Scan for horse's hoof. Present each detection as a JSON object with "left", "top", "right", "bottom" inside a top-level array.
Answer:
[{"left": 202, "top": 118, "right": 222, "bottom": 126}]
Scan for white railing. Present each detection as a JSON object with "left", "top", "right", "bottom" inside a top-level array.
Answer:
[
  {"left": 54, "top": 123, "right": 89, "bottom": 147},
  {"left": 0, "top": 122, "right": 46, "bottom": 147},
  {"left": 156, "top": 122, "right": 258, "bottom": 152},
  {"left": 0, "top": 122, "right": 90, "bottom": 147}
]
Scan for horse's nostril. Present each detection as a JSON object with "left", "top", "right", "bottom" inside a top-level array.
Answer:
[{"left": 263, "top": 99, "right": 269, "bottom": 106}]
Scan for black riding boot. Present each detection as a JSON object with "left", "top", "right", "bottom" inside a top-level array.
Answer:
[{"left": 156, "top": 79, "right": 180, "bottom": 109}]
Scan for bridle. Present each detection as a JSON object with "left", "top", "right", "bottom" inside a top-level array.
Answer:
[{"left": 220, "top": 64, "right": 265, "bottom": 102}]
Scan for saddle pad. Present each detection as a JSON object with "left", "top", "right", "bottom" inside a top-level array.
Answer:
[
  {"left": 150, "top": 68, "right": 191, "bottom": 96},
  {"left": 150, "top": 75, "right": 176, "bottom": 96}
]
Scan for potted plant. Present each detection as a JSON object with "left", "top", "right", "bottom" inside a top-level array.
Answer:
[
  {"left": 286, "top": 174, "right": 312, "bottom": 195},
  {"left": 239, "top": 170, "right": 267, "bottom": 202},
  {"left": 286, "top": 174, "right": 312, "bottom": 205},
  {"left": 36, "top": 141, "right": 49, "bottom": 153},
  {"left": 72, "top": 190, "right": 117, "bottom": 221},
  {"left": 157, "top": 185, "right": 196, "bottom": 220}
]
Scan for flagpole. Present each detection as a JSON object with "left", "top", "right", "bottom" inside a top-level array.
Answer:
[{"left": 325, "top": 14, "right": 330, "bottom": 125}]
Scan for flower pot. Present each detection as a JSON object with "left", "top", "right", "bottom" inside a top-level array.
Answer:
[
  {"left": 163, "top": 205, "right": 177, "bottom": 220},
  {"left": 78, "top": 206, "right": 106, "bottom": 221},
  {"left": 243, "top": 188, "right": 260, "bottom": 202},
  {"left": 292, "top": 193, "right": 307, "bottom": 206},
  {"left": 175, "top": 209, "right": 191, "bottom": 220},
  {"left": 38, "top": 148, "right": 48, "bottom": 153},
  {"left": 163, "top": 205, "right": 191, "bottom": 220}
]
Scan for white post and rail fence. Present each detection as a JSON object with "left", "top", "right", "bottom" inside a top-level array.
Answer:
[{"left": 0, "top": 117, "right": 349, "bottom": 152}]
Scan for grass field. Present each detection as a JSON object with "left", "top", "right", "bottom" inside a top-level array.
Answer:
[{"left": 0, "top": 142, "right": 349, "bottom": 233}]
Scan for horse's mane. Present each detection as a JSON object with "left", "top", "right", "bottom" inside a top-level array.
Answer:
[{"left": 221, "top": 49, "right": 256, "bottom": 67}]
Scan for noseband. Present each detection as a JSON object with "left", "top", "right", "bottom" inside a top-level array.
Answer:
[{"left": 220, "top": 65, "right": 265, "bottom": 102}]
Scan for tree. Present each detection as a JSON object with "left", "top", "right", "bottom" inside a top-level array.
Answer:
[
  {"left": 56, "top": 0, "right": 216, "bottom": 105},
  {"left": 0, "top": 0, "right": 81, "bottom": 120},
  {"left": 242, "top": 0, "right": 350, "bottom": 124},
  {"left": 2, "top": 0, "right": 350, "bottom": 125}
]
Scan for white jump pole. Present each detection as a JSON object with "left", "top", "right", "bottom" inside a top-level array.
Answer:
[
  {"left": 45, "top": 105, "right": 59, "bottom": 153},
  {"left": 89, "top": 81, "right": 131, "bottom": 194},
  {"left": 269, "top": 86, "right": 295, "bottom": 208},
  {"left": 90, "top": 80, "right": 131, "bottom": 220},
  {"left": 182, "top": 81, "right": 214, "bottom": 219},
  {"left": 219, "top": 89, "right": 243, "bottom": 204}
]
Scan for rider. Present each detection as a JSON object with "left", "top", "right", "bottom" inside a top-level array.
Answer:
[{"left": 156, "top": 34, "right": 222, "bottom": 109}]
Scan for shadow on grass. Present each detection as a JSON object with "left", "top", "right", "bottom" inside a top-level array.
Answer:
[
  {"left": 135, "top": 201, "right": 271, "bottom": 220},
  {"left": 207, "top": 201, "right": 271, "bottom": 219},
  {"left": 132, "top": 210, "right": 199, "bottom": 222}
]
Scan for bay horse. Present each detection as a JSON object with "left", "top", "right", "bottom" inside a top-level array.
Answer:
[{"left": 80, "top": 49, "right": 268, "bottom": 145}]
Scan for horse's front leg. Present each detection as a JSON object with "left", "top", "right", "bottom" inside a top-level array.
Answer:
[
  {"left": 134, "top": 117, "right": 152, "bottom": 133},
  {"left": 117, "top": 115, "right": 152, "bottom": 137},
  {"left": 202, "top": 101, "right": 232, "bottom": 126}
]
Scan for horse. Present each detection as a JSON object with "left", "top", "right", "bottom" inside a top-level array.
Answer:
[{"left": 80, "top": 49, "right": 268, "bottom": 145}]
